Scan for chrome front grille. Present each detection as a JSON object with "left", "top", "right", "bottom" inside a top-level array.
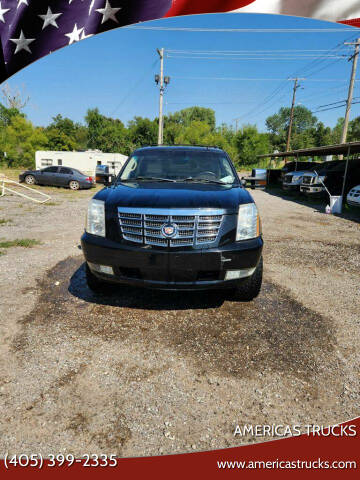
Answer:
[
  {"left": 118, "top": 208, "right": 225, "bottom": 248},
  {"left": 302, "top": 176, "right": 314, "bottom": 185}
]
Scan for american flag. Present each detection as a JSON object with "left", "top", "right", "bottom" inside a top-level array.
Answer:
[
  {"left": 1, "top": 0, "right": 360, "bottom": 84},
  {"left": 0, "top": 0, "right": 172, "bottom": 82}
]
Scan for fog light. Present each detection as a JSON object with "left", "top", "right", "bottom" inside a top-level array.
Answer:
[
  {"left": 225, "top": 268, "right": 255, "bottom": 281},
  {"left": 88, "top": 263, "right": 113, "bottom": 275}
]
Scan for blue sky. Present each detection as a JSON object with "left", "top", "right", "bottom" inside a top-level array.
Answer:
[{"left": 6, "top": 12, "right": 360, "bottom": 132}]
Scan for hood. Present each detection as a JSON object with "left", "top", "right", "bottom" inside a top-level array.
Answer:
[
  {"left": 286, "top": 171, "right": 309, "bottom": 176},
  {"left": 95, "top": 182, "right": 253, "bottom": 213}
]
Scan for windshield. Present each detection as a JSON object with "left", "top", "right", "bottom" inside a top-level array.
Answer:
[{"left": 118, "top": 150, "right": 237, "bottom": 184}]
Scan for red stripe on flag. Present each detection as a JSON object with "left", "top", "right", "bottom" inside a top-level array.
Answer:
[
  {"left": 165, "top": 0, "right": 255, "bottom": 17},
  {"left": 339, "top": 18, "right": 360, "bottom": 28}
]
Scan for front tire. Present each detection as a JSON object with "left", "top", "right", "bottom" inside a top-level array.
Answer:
[
  {"left": 85, "top": 263, "right": 109, "bottom": 293},
  {"left": 69, "top": 180, "right": 80, "bottom": 191},
  {"left": 231, "top": 257, "right": 263, "bottom": 302},
  {"left": 25, "top": 175, "right": 36, "bottom": 185}
]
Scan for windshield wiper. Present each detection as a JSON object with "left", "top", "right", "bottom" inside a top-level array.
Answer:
[
  {"left": 180, "top": 177, "right": 230, "bottom": 185},
  {"left": 120, "top": 177, "right": 177, "bottom": 183}
]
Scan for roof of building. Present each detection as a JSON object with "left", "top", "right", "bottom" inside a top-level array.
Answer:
[{"left": 258, "top": 141, "right": 360, "bottom": 159}]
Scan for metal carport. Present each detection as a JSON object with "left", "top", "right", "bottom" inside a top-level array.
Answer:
[{"left": 258, "top": 141, "right": 360, "bottom": 213}]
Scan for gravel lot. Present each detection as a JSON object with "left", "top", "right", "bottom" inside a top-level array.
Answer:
[{"left": 0, "top": 183, "right": 359, "bottom": 457}]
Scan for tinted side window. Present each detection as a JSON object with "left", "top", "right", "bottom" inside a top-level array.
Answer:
[
  {"left": 60, "top": 167, "right": 73, "bottom": 174},
  {"left": 43, "top": 167, "right": 58, "bottom": 173}
]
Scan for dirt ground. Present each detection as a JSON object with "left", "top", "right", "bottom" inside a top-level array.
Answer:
[{"left": 0, "top": 183, "right": 359, "bottom": 457}]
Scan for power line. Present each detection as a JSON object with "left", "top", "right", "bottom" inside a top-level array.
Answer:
[
  {"left": 167, "top": 50, "right": 349, "bottom": 57},
  {"left": 167, "top": 49, "right": 351, "bottom": 54},
  {"left": 110, "top": 58, "right": 159, "bottom": 116},
  {"left": 312, "top": 100, "right": 360, "bottom": 113},
  {"left": 166, "top": 101, "right": 255, "bottom": 106},
  {"left": 167, "top": 54, "right": 346, "bottom": 60},
  {"left": 126, "top": 26, "right": 357, "bottom": 33},
  {"left": 172, "top": 76, "right": 358, "bottom": 82},
  {"left": 289, "top": 34, "right": 355, "bottom": 78},
  {"left": 232, "top": 36, "right": 358, "bottom": 124},
  {"left": 316, "top": 97, "right": 360, "bottom": 109}
]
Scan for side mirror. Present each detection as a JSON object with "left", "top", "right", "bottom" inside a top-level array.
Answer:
[
  {"left": 241, "top": 178, "right": 247, "bottom": 187},
  {"left": 104, "top": 175, "right": 114, "bottom": 187}
]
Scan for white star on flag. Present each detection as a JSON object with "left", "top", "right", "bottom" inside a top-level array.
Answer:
[
  {"left": 68, "top": 0, "right": 95, "bottom": 16},
  {"left": 89, "top": 0, "right": 96, "bottom": 15},
  {"left": 10, "top": 30, "right": 35, "bottom": 54},
  {"left": 39, "top": 7, "right": 63, "bottom": 30},
  {"left": 0, "top": 1, "right": 10, "bottom": 23},
  {"left": 65, "top": 23, "right": 84, "bottom": 44},
  {"left": 96, "top": 0, "right": 121, "bottom": 24},
  {"left": 17, "top": 0, "right": 28, "bottom": 9},
  {"left": 80, "top": 29, "right": 93, "bottom": 40}
]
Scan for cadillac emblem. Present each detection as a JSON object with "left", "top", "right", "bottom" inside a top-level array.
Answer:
[{"left": 161, "top": 223, "right": 178, "bottom": 238}]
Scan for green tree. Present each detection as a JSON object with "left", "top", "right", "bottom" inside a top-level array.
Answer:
[
  {"left": 45, "top": 114, "right": 88, "bottom": 151},
  {"left": 234, "top": 125, "right": 271, "bottom": 168},
  {"left": 2, "top": 115, "right": 48, "bottom": 168},
  {"left": 127, "top": 116, "right": 158, "bottom": 148},
  {"left": 349, "top": 116, "right": 360, "bottom": 141},
  {"left": 85, "top": 108, "right": 107, "bottom": 150},
  {"left": 45, "top": 128, "right": 76, "bottom": 151},
  {"left": 266, "top": 105, "right": 319, "bottom": 151},
  {"left": 166, "top": 107, "right": 216, "bottom": 130},
  {"left": 85, "top": 108, "right": 130, "bottom": 153},
  {"left": 174, "top": 120, "right": 212, "bottom": 145},
  {"left": 266, "top": 105, "right": 318, "bottom": 135},
  {"left": 332, "top": 118, "right": 344, "bottom": 144},
  {"left": 47, "top": 114, "right": 78, "bottom": 137},
  {"left": 0, "top": 103, "right": 23, "bottom": 127},
  {"left": 332, "top": 116, "right": 360, "bottom": 143},
  {"left": 312, "top": 122, "right": 334, "bottom": 147}
]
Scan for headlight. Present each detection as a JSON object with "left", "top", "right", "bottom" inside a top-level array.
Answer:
[
  {"left": 236, "top": 203, "right": 260, "bottom": 241},
  {"left": 86, "top": 199, "right": 105, "bottom": 237}
]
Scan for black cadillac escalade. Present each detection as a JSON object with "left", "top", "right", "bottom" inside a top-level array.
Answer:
[{"left": 81, "top": 146, "right": 263, "bottom": 301}]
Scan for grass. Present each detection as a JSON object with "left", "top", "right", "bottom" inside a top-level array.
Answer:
[
  {"left": 0, "top": 238, "right": 41, "bottom": 249},
  {"left": 0, "top": 219, "right": 12, "bottom": 226}
]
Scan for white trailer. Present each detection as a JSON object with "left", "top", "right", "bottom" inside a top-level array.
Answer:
[{"left": 35, "top": 150, "right": 128, "bottom": 177}]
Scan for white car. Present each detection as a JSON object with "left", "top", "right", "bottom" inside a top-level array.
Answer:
[{"left": 347, "top": 185, "right": 360, "bottom": 207}]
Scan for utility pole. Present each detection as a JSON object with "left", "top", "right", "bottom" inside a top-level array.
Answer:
[
  {"left": 286, "top": 78, "right": 303, "bottom": 153},
  {"left": 156, "top": 48, "right": 164, "bottom": 145},
  {"left": 340, "top": 38, "right": 360, "bottom": 144}
]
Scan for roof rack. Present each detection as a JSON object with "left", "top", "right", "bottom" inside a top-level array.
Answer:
[{"left": 136, "top": 144, "right": 222, "bottom": 149}]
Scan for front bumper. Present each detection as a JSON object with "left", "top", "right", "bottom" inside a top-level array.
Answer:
[
  {"left": 81, "top": 233, "right": 263, "bottom": 291},
  {"left": 282, "top": 183, "right": 300, "bottom": 192},
  {"left": 300, "top": 185, "right": 325, "bottom": 195}
]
